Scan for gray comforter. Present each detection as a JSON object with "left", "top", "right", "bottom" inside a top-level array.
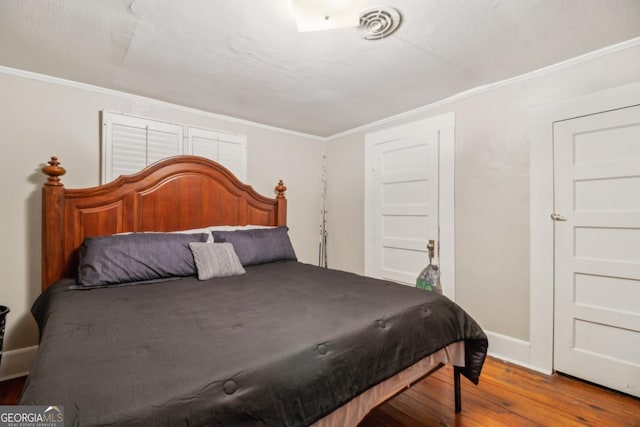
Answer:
[{"left": 21, "top": 261, "right": 487, "bottom": 426}]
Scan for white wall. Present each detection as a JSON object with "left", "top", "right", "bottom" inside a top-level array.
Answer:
[
  {"left": 0, "top": 71, "right": 325, "bottom": 370},
  {"left": 326, "top": 44, "right": 640, "bottom": 358},
  {"left": 324, "top": 132, "right": 365, "bottom": 274}
]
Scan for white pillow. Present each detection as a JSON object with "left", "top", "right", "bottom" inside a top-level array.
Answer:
[
  {"left": 122, "top": 225, "right": 275, "bottom": 244},
  {"left": 170, "top": 227, "right": 213, "bottom": 242},
  {"left": 209, "top": 225, "right": 274, "bottom": 241},
  {"left": 118, "top": 228, "right": 214, "bottom": 242}
]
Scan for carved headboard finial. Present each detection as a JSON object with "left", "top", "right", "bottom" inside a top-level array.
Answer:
[
  {"left": 275, "top": 180, "right": 287, "bottom": 199},
  {"left": 42, "top": 156, "right": 66, "bottom": 187}
]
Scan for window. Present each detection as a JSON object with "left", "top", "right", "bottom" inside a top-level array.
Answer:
[
  {"left": 186, "top": 126, "right": 247, "bottom": 182},
  {"left": 101, "top": 112, "right": 247, "bottom": 183}
]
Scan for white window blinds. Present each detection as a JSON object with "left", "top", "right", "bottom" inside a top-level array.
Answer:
[
  {"left": 101, "top": 112, "right": 247, "bottom": 183},
  {"left": 186, "top": 126, "right": 247, "bottom": 181}
]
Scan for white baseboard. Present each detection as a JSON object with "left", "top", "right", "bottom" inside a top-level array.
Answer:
[
  {"left": 0, "top": 345, "right": 37, "bottom": 381},
  {"left": 483, "top": 330, "right": 546, "bottom": 373},
  {"left": 485, "top": 329, "right": 530, "bottom": 364}
]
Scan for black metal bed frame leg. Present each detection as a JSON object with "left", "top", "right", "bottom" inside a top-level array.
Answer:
[{"left": 453, "top": 366, "right": 462, "bottom": 413}]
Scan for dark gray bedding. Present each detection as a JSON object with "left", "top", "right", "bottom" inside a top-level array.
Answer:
[{"left": 21, "top": 261, "right": 487, "bottom": 427}]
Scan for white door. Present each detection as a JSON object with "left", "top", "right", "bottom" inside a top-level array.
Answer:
[
  {"left": 365, "top": 119, "right": 441, "bottom": 289},
  {"left": 553, "top": 105, "right": 640, "bottom": 397}
]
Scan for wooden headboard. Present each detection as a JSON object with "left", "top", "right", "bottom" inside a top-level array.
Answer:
[{"left": 41, "top": 155, "right": 287, "bottom": 290}]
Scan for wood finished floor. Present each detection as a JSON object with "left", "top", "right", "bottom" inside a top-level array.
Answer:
[{"left": 1, "top": 357, "right": 638, "bottom": 426}]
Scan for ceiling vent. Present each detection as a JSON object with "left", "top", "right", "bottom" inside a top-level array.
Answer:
[{"left": 359, "top": 6, "right": 402, "bottom": 40}]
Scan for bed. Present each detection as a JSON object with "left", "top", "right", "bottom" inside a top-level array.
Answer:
[{"left": 20, "top": 155, "right": 488, "bottom": 426}]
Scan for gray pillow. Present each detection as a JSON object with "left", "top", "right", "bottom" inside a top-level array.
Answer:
[
  {"left": 189, "top": 242, "right": 246, "bottom": 280},
  {"left": 211, "top": 226, "right": 297, "bottom": 267},
  {"left": 78, "top": 232, "right": 209, "bottom": 287}
]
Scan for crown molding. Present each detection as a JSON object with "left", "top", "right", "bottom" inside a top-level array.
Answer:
[
  {"left": 2, "top": 36, "right": 639, "bottom": 142},
  {"left": 0, "top": 65, "right": 325, "bottom": 141},
  {"left": 327, "top": 36, "right": 640, "bottom": 140}
]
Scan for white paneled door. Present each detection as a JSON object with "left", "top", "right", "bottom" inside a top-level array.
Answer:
[
  {"left": 553, "top": 105, "right": 640, "bottom": 397},
  {"left": 367, "top": 120, "right": 439, "bottom": 286}
]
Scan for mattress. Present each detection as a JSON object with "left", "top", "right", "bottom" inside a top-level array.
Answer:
[{"left": 21, "top": 261, "right": 487, "bottom": 426}]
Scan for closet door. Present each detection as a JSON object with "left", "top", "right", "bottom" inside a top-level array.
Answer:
[
  {"left": 364, "top": 113, "right": 455, "bottom": 298},
  {"left": 366, "top": 120, "right": 439, "bottom": 285},
  {"left": 553, "top": 105, "right": 640, "bottom": 397}
]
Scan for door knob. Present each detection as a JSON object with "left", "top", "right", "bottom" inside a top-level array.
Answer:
[
  {"left": 427, "top": 240, "right": 436, "bottom": 262},
  {"left": 550, "top": 213, "right": 567, "bottom": 221}
]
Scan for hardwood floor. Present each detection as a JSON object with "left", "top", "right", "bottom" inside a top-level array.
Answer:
[
  {"left": 1, "top": 357, "right": 638, "bottom": 426},
  {"left": 0, "top": 375, "right": 25, "bottom": 405},
  {"left": 360, "top": 357, "right": 640, "bottom": 427}
]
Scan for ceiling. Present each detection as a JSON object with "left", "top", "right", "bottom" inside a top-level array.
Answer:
[{"left": 1, "top": 0, "right": 640, "bottom": 137}]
